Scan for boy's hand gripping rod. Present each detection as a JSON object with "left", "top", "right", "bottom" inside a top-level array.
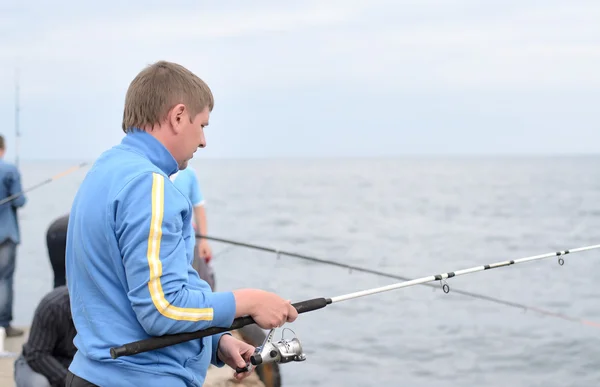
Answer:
[{"left": 110, "top": 243, "right": 600, "bottom": 359}]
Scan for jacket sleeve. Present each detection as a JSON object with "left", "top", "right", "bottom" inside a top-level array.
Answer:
[
  {"left": 114, "top": 171, "right": 236, "bottom": 336},
  {"left": 4, "top": 166, "right": 26, "bottom": 208}
]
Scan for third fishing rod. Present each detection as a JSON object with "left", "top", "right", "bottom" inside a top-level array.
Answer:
[
  {"left": 0, "top": 162, "right": 88, "bottom": 207},
  {"left": 110, "top": 242, "right": 600, "bottom": 359},
  {"left": 195, "top": 233, "right": 600, "bottom": 327}
]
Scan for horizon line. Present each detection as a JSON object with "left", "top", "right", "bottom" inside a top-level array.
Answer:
[{"left": 10, "top": 151, "right": 600, "bottom": 163}]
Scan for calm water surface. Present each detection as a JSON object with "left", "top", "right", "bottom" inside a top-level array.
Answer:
[{"left": 13, "top": 156, "right": 600, "bottom": 386}]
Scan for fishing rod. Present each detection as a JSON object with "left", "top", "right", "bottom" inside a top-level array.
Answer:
[
  {"left": 195, "top": 234, "right": 599, "bottom": 327},
  {"left": 110, "top": 242, "right": 600, "bottom": 360},
  {"left": 0, "top": 162, "right": 88, "bottom": 207},
  {"left": 14, "top": 67, "right": 20, "bottom": 169}
]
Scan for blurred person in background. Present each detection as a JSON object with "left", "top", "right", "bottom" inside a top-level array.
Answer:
[
  {"left": 0, "top": 134, "right": 26, "bottom": 337},
  {"left": 170, "top": 166, "right": 215, "bottom": 290}
]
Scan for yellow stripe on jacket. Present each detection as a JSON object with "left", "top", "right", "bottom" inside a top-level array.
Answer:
[{"left": 147, "top": 173, "right": 213, "bottom": 321}]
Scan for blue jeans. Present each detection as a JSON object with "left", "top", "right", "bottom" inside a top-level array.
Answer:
[
  {"left": 0, "top": 239, "right": 16, "bottom": 327},
  {"left": 14, "top": 354, "right": 51, "bottom": 387}
]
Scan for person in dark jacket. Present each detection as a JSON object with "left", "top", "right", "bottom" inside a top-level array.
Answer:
[{"left": 13, "top": 285, "right": 76, "bottom": 387}]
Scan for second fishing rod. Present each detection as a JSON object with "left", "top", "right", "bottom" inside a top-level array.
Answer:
[{"left": 195, "top": 234, "right": 597, "bottom": 326}]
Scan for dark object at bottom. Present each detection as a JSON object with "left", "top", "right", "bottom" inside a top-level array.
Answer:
[
  {"left": 238, "top": 325, "right": 282, "bottom": 387},
  {"left": 65, "top": 371, "right": 99, "bottom": 387}
]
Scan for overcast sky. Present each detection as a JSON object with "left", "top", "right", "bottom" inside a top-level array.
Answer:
[{"left": 0, "top": 0, "right": 598, "bottom": 160}]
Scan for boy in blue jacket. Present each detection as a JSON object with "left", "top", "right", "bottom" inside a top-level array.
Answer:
[{"left": 64, "top": 61, "right": 298, "bottom": 387}]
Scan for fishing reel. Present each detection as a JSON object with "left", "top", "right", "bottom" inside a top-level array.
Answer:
[{"left": 236, "top": 328, "right": 306, "bottom": 374}]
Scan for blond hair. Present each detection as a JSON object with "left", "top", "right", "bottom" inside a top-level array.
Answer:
[{"left": 121, "top": 61, "right": 214, "bottom": 133}]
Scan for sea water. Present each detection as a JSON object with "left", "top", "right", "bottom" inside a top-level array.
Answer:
[{"left": 12, "top": 155, "right": 600, "bottom": 386}]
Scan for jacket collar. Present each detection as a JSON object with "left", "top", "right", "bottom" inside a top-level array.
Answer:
[{"left": 120, "top": 129, "right": 179, "bottom": 176}]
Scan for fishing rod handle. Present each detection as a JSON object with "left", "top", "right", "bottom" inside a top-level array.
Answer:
[{"left": 110, "top": 297, "right": 330, "bottom": 359}]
